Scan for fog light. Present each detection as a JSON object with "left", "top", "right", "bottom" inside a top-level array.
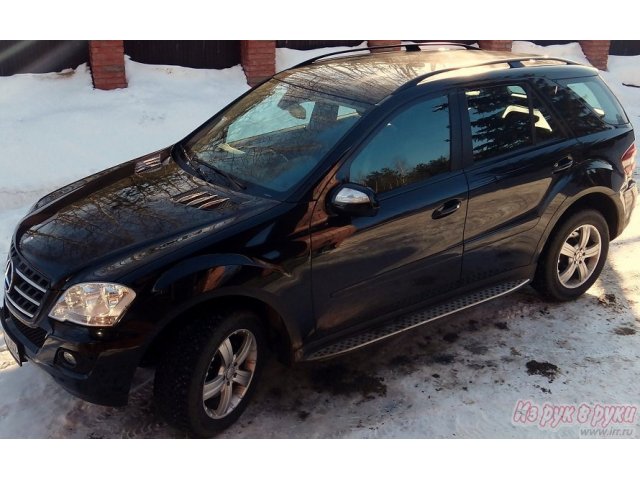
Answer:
[{"left": 62, "top": 350, "right": 77, "bottom": 367}]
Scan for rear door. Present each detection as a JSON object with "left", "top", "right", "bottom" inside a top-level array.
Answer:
[{"left": 460, "top": 82, "right": 577, "bottom": 279}]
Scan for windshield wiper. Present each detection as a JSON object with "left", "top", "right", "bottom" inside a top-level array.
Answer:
[{"left": 180, "top": 144, "right": 246, "bottom": 190}]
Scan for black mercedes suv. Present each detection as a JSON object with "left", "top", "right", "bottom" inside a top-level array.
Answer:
[{"left": 2, "top": 43, "right": 637, "bottom": 436}]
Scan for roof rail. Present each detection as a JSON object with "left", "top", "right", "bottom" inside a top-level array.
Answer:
[
  {"left": 291, "top": 42, "right": 480, "bottom": 69},
  {"left": 396, "top": 55, "right": 582, "bottom": 92}
]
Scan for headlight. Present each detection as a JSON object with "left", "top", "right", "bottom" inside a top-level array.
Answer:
[{"left": 49, "top": 283, "right": 136, "bottom": 327}]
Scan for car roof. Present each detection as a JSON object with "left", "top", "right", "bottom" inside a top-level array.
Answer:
[{"left": 274, "top": 49, "right": 593, "bottom": 105}]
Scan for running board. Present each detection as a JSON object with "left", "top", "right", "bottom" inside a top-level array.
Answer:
[{"left": 305, "top": 279, "right": 529, "bottom": 361}]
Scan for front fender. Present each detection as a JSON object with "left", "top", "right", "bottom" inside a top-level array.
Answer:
[
  {"left": 143, "top": 253, "right": 304, "bottom": 356},
  {"left": 152, "top": 253, "right": 289, "bottom": 293}
]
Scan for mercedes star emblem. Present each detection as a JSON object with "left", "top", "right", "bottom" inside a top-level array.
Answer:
[{"left": 4, "top": 259, "right": 13, "bottom": 292}]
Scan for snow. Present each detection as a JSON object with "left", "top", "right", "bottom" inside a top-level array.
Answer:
[
  {"left": 608, "top": 55, "right": 640, "bottom": 87},
  {"left": 276, "top": 42, "right": 368, "bottom": 72},
  {"left": 1, "top": 45, "right": 639, "bottom": 438},
  {"left": 511, "top": 41, "right": 590, "bottom": 65}
]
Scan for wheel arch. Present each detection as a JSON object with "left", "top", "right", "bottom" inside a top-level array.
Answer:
[
  {"left": 140, "top": 291, "right": 297, "bottom": 368},
  {"left": 534, "top": 188, "right": 620, "bottom": 265}
]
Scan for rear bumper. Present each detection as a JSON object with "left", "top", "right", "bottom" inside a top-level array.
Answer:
[
  {"left": 619, "top": 179, "right": 637, "bottom": 235},
  {"left": 1, "top": 303, "right": 140, "bottom": 407}
]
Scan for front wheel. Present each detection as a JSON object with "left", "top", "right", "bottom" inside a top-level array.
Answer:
[
  {"left": 533, "top": 209, "right": 609, "bottom": 302},
  {"left": 154, "top": 310, "right": 266, "bottom": 437}
]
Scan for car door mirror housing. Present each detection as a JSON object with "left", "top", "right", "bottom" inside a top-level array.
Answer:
[{"left": 329, "top": 184, "right": 379, "bottom": 217}]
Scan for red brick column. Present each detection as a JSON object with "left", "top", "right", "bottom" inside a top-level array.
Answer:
[
  {"left": 579, "top": 40, "right": 611, "bottom": 70},
  {"left": 477, "top": 40, "right": 512, "bottom": 51},
  {"left": 89, "top": 40, "right": 127, "bottom": 90},
  {"left": 241, "top": 40, "right": 275, "bottom": 87},
  {"left": 368, "top": 40, "right": 401, "bottom": 51}
]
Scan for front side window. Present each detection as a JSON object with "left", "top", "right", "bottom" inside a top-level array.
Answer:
[
  {"left": 185, "top": 80, "right": 370, "bottom": 195},
  {"left": 349, "top": 95, "right": 451, "bottom": 194},
  {"left": 466, "top": 84, "right": 533, "bottom": 162}
]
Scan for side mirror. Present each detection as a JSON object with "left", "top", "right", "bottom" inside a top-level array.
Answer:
[{"left": 328, "top": 184, "right": 379, "bottom": 217}]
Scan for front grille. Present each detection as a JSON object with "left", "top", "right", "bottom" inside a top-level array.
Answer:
[
  {"left": 10, "top": 312, "right": 48, "bottom": 348},
  {"left": 5, "top": 244, "right": 49, "bottom": 321}
]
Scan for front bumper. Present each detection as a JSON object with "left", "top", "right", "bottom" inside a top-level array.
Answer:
[{"left": 1, "top": 302, "right": 140, "bottom": 406}]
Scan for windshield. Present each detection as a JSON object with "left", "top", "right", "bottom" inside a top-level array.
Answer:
[{"left": 183, "top": 79, "right": 370, "bottom": 196}]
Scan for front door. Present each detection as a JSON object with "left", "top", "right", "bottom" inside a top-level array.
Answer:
[{"left": 309, "top": 93, "right": 468, "bottom": 339}]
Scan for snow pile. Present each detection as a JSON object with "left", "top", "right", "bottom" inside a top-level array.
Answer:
[
  {"left": 276, "top": 42, "right": 368, "bottom": 72},
  {"left": 0, "top": 58, "right": 248, "bottom": 196},
  {"left": 608, "top": 55, "right": 640, "bottom": 87},
  {"left": 511, "top": 41, "right": 591, "bottom": 65}
]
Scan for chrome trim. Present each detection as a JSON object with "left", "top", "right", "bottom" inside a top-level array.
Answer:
[
  {"left": 175, "top": 191, "right": 205, "bottom": 203},
  {"left": 134, "top": 155, "right": 162, "bottom": 173},
  {"left": 306, "top": 279, "right": 530, "bottom": 361},
  {"left": 5, "top": 294, "right": 34, "bottom": 318},
  {"left": 335, "top": 187, "right": 371, "bottom": 205},
  {"left": 4, "top": 259, "right": 12, "bottom": 292},
  {"left": 13, "top": 285, "right": 41, "bottom": 306},
  {"left": 186, "top": 193, "right": 216, "bottom": 206},
  {"left": 15, "top": 268, "right": 47, "bottom": 293},
  {"left": 174, "top": 189, "right": 229, "bottom": 210},
  {"left": 199, "top": 198, "right": 228, "bottom": 209}
]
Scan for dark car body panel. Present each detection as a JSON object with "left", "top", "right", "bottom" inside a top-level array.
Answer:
[
  {"left": 18, "top": 150, "right": 281, "bottom": 287},
  {"left": 2, "top": 48, "right": 637, "bottom": 406}
]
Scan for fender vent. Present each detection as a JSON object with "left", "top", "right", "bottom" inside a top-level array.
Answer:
[
  {"left": 134, "top": 155, "right": 163, "bottom": 173},
  {"left": 173, "top": 188, "right": 229, "bottom": 210}
]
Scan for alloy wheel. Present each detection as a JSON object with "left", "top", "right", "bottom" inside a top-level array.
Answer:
[
  {"left": 202, "top": 329, "right": 257, "bottom": 419},
  {"left": 556, "top": 224, "right": 602, "bottom": 289}
]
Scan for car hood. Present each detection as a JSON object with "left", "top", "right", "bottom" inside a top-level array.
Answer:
[{"left": 15, "top": 150, "right": 279, "bottom": 284}]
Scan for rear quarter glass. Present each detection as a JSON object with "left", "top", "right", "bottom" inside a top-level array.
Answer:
[{"left": 557, "top": 76, "right": 630, "bottom": 126}]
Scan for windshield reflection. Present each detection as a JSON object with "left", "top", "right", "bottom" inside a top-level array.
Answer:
[{"left": 185, "top": 80, "right": 370, "bottom": 195}]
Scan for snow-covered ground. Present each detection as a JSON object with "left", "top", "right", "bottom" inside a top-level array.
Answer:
[{"left": 0, "top": 43, "right": 639, "bottom": 438}]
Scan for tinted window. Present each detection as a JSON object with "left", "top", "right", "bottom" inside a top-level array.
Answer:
[
  {"left": 558, "top": 77, "right": 629, "bottom": 125},
  {"left": 466, "top": 85, "right": 532, "bottom": 162},
  {"left": 533, "top": 77, "right": 608, "bottom": 136},
  {"left": 349, "top": 96, "right": 450, "bottom": 194},
  {"left": 531, "top": 92, "right": 565, "bottom": 143}
]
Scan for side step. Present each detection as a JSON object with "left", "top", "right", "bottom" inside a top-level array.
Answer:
[{"left": 305, "top": 279, "right": 529, "bottom": 361}]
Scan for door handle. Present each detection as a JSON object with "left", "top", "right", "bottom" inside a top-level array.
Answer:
[
  {"left": 432, "top": 199, "right": 462, "bottom": 219},
  {"left": 553, "top": 157, "right": 574, "bottom": 173}
]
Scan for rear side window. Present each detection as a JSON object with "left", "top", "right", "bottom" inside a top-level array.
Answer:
[
  {"left": 558, "top": 77, "right": 629, "bottom": 126},
  {"left": 531, "top": 92, "right": 565, "bottom": 143},
  {"left": 466, "top": 84, "right": 533, "bottom": 162}
]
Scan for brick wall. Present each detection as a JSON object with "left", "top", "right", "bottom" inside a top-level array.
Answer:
[
  {"left": 84, "top": 39, "right": 614, "bottom": 90},
  {"left": 240, "top": 40, "right": 275, "bottom": 87},
  {"left": 88, "top": 40, "right": 127, "bottom": 90},
  {"left": 579, "top": 40, "right": 611, "bottom": 70},
  {"left": 477, "top": 40, "right": 512, "bottom": 51}
]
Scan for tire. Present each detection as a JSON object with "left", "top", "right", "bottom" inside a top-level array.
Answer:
[
  {"left": 154, "top": 309, "right": 266, "bottom": 437},
  {"left": 533, "top": 209, "right": 609, "bottom": 302}
]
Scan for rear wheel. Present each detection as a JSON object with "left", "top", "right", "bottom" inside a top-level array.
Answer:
[
  {"left": 154, "top": 309, "right": 266, "bottom": 437},
  {"left": 533, "top": 209, "right": 609, "bottom": 301}
]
